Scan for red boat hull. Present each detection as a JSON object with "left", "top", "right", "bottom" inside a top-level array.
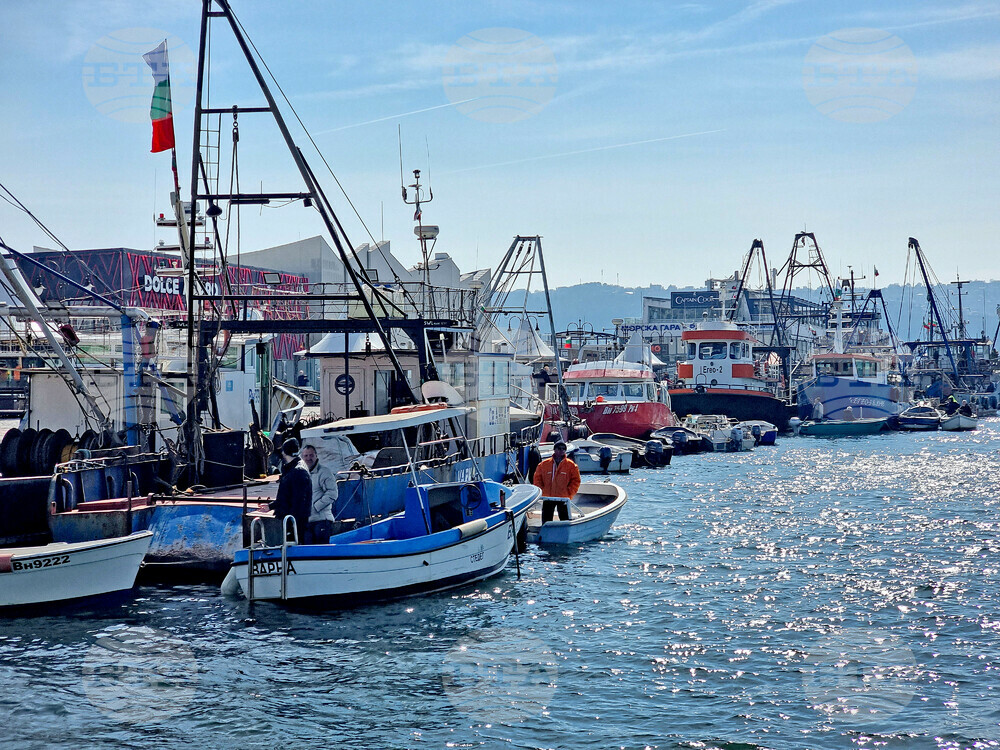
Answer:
[{"left": 545, "top": 401, "right": 677, "bottom": 439}]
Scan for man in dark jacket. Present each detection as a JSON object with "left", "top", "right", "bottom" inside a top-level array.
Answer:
[{"left": 268, "top": 437, "right": 312, "bottom": 542}]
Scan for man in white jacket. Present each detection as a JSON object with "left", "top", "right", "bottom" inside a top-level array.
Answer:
[{"left": 300, "top": 444, "right": 338, "bottom": 544}]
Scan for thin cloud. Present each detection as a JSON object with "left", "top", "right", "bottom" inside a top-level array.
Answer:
[
  {"left": 443, "top": 129, "right": 726, "bottom": 174},
  {"left": 918, "top": 43, "right": 1000, "bottom": 81},
  {"left": 314, "top": 98, "right": 480, "bottom": 135}
]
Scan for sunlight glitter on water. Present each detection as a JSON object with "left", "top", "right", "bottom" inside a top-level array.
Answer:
[{"left": 1, "top": 421, "right": 1000, "bottom": 748}]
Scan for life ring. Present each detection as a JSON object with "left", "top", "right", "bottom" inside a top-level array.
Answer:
[
  {"left": 390, "top": 403, "right": 449, "bottom": 414},
  {"left": 651, "top": 344, "right": 661, "bottom": 353}
]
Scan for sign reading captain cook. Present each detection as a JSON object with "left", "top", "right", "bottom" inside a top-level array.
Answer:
[{"left": 671, "top": 291, "right": 719, "bottom": 307}]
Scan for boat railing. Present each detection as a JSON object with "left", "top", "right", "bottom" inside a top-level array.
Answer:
[
  {"left": 518, "top": 419, "right": 542, "bottom": 445},
  {"left": 682, "top": 381, "right": 778, "bottom": 394}
]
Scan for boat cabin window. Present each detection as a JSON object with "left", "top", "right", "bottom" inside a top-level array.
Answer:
[
  {"left": 699, "top": 342, "right": 728, "bottom": 360},
  {"left": 687, "top": 343, "right": 697, "bottom": 358},
  {"left": 622, "top": 383, "right": 644, "bottom": 398},
  {"left": 589, "top": 383, "right": 620, "bottom": 399},
  {"left": 646, "top": 383, "right": 657, "bottom": 401},
  {"left": 729, "top": 342, "right": 742, "bottom": 359},
  {"left": 816, "top": 359, "right": 852, "bottom": 376},
  {"left": 855, "top": 359, "right": 877, "bottom": 378},
  {"left": 437, "top": 362, "right": 466, "bottom": 392}
]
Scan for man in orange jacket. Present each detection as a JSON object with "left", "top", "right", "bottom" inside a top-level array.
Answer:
[{"left": 532, "top": 440, "right": 581, "bottom": 523}]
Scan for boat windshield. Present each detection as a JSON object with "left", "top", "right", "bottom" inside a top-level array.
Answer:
[
  {"left": 815, "top": 359, "right": 853, "bottom": 376},
  {"left": 699, "top": 342, "right": 728, "bottom": 360},
  {"left": 855, "top": 359, "right": 878, "bottom": 377},
  {"left": 622, "top": 383, "right": 645, "bottom": 398},
  {"left": 589, "top": 383, "right": 620, "bottom": 399}
]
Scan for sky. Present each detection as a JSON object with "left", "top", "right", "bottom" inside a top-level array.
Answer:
[{"left": 1, "top": 0, "right": 998, "bottom": 289}]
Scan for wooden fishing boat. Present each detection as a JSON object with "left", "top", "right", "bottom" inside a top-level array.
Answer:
[
  {"left": 940, "top": 412, "right": 977, "bottom": 431},
  {"left": 896, "top": 404, "right": 942, "bottom": 431},
  {"left": 524, "top": 481, "right": 628, "bottom": 545}
]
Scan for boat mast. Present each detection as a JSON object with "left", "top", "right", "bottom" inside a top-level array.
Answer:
[
  {"left": 187, "top": 0, "right": 419, "bottom": 422},
  {"left": 951, "top": 276, "right": 969, "bottom": 339},
  {"left": 401, "top": 169, "right": 436, "bottom": 318},
  {"left": 909, "top": 237, "right": 959, "bottom": 384}
]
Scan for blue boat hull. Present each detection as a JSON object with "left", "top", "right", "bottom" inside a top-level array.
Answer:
[
  {"left": 142, "top": 452, "right": 515, "bottom": 577},
  {"left": 798, "top": 377, "right": 903, "bottom": 421}
]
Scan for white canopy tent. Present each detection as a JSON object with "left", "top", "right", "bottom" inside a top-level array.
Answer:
[{"left": 614, "top": 331, "right": 665, "bottom": 367}]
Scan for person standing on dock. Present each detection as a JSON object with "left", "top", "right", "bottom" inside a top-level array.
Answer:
[
  {"left": 300, "top": 443, "right": 338, "bottom": 544},
  {"left": 267, "top": 437, "right": 312, "bottom": 542},
  {"left": 533, "top": 440, "right": 581, "bottom": 523}
]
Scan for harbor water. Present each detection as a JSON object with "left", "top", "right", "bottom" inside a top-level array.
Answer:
[{"left": 2, "top": 421, "right": 1000, "bottom": 748}]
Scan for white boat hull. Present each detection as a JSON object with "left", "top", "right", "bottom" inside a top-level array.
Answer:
[
  {"left": 229, "top": 485, "right": 538, "bottom": 604},
  {"left": 0, "top": 531, "right": 152, "bottom": 608},
  {"left": 526, "top": 482, "right": 628, "bottom": 544},
  {"left": 940, "top": 413, "right": 977, "bottom": 431}
]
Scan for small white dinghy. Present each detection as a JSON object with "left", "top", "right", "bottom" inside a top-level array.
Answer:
[
  {"left": 525, "top": 482, "right": 628, "bottom": 545},
  {"left": 940, "top": 412, "right": 978, "bottom": 431},
  {"left": 0, "top": 531, "right": 152, "bottom": 608}
]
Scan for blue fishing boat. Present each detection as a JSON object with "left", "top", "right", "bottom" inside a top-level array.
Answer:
[
  {"left": 797, "top": 352, "right": 906, "bottom": 421},
  {"left": 223, "top": 480, "right": 539, "bottom": 605},
  {"left": 137, "top": 402, "right": 525, "bottom": 576}
]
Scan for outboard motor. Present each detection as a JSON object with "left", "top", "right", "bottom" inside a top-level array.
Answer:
[
  {"left": 644, "top": 440, "right": 664, "bottom": 467},
  {"left": 750, "top": 424, "right": 762, "bottom": 446},
  {"left": 598, "top": 445, "right": 613, "bottom": 474},
  {"left": 671, "top": 430, "right": 688, "bottom": 455}
]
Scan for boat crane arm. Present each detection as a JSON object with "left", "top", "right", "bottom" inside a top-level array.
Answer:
[{"left": 0, "top": 242, "right": 112, "bottom": 432}]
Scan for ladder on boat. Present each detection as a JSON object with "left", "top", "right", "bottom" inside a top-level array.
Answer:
[{"left": 246, "top": 515, "right": 298, "bottom": 602}]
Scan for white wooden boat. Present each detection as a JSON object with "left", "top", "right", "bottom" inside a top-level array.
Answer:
[
  {"left": 0, "top": 531, "right": 152, "bottom": 608},
  {"left": 682, "top": 415, "right": 756, "bottom": 452},
  {"left": 524, "top": 482, "right": 628, "bottom": 545},
  {"left": 540, "top": 439, "right": 631, "bottom": 473},
  {"left": 224, "top": 481, "right": 539, "bottom": 605},
  {"left": 940, "top": 412, "right": 977, "bottom": 431}
]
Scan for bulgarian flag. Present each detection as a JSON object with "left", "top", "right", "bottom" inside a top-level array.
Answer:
[{"left": 143, "top": 40, "right": 175, "bottom": 153}]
